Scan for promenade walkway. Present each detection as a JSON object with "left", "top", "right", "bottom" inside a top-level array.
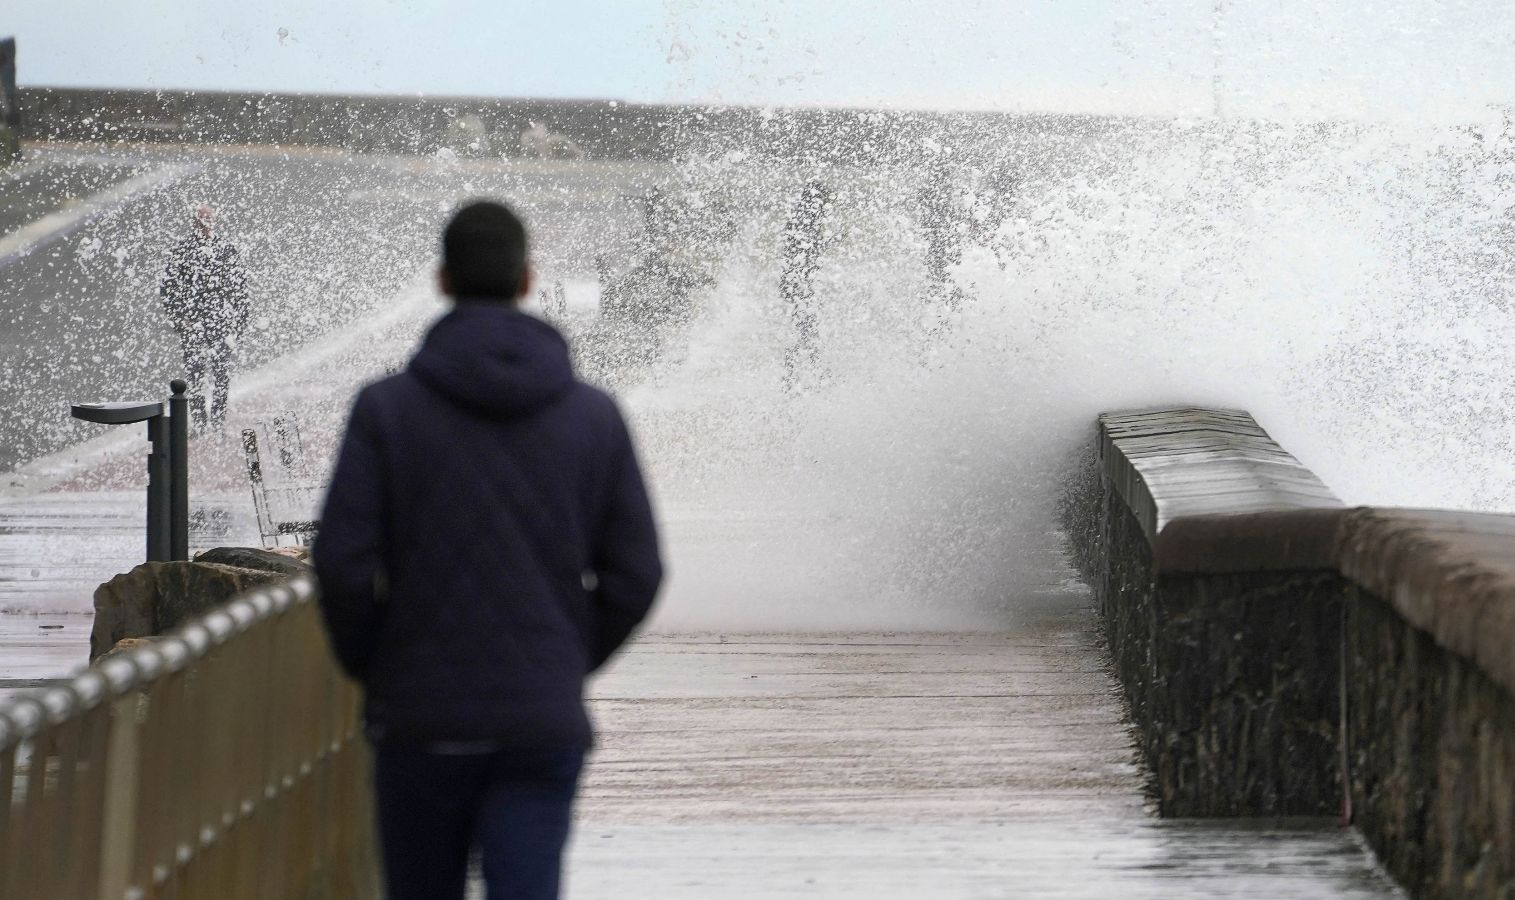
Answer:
[
  {"left": 4, "top": 604, "right": 1403, "bottom": 897},
  {"left": 553, "top": 621, "right": 1401, "bottom": 897}
]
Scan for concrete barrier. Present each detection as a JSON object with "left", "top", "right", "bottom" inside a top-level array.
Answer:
[
  {"left": 1083, "top": 408, "right": 1349, "bottom": 819},
  {"left": 1340, "top": 508, "right": 1515, "bottom": 900},
  {"left": 15, "top": 85, "right": 1121, "bottom": 162},
  {"left": 1081, "top": 406, "right": 1515, "bottom": 899}
]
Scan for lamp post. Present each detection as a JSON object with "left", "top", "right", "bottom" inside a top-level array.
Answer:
[
  {"left": 70, "top": 379, "right": 192, "bottom": 563},
  {"left": 168, "top": 379, "right": 188, "bottom": 560}
]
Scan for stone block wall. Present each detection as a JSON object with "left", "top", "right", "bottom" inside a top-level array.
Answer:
[
  {"left": 1095, "top": 473, "right": 1344, "bottom": 817},
  {"left": 1346, "top": 589, "right": 1515, "bottom": 898},
  {"left": 1087, "top": 406, "right": 1515, "bottom": 898}
]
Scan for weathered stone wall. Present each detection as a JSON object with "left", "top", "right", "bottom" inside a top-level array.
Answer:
[
  {"left": 1346, "top": 588, "right": 1515, "bottom": 898},
  {"left": 1095, "top": 475, "right": 1343, "bottom": 817},
  {"left": 1088, "top": 406, "right": 1515, "bottom": 898}
]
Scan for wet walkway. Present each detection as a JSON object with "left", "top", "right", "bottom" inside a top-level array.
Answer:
[
  {"left": 0, "top": 611, "right": 89, "bottom": 702},
  {"left": 549, "top": 614, "right": 1402, "bottom": 897},
  {"left": 2, "top": 593, "right": 1404, "bottom": 895}
]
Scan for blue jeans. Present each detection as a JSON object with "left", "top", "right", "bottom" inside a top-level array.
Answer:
[{"left": 372, "top": 742, "right": 585, "bottom": 900}]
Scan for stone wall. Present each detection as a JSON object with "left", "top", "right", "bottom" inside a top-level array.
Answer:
[
  {"left": 1092, "top": 446, "right": 1344, "bottom": 817},
  {"left": 1347, "top": 588, "right": 1515, "bottom": 898},
  {"left": 1339, "top": 509, "right": 1515, "bottom": 898},
  {"left": 1085, "top": 406, "right": 1515, "bottom": 898}
]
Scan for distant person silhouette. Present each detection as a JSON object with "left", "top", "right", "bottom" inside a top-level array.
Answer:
[
  {"left": 158, "top": 205, "right": 249, "bottom": 429},
  {"left": 583, "top": 186, "right": 711, "bottom": 385},
  {"left": 781, "top": 180, "right": 835, "bottom": 388},
  {"left": 918, "top": 163, "right": 968, "bottom": 315},
  {"left": 315, "top": 200, "right": 662, "bottom": 900}
]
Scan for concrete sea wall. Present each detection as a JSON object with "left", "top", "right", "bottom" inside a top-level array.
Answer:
[
  {"left": 14, "top": 85, "right": 1124, "bottom": 163},
  {"left": 1079, "top": 406, "right": 1515, "bottom": 898}
]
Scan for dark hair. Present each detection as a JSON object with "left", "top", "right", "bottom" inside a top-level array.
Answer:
[{"left": 442, "top": 200, "right": 528, "bottom": 299}]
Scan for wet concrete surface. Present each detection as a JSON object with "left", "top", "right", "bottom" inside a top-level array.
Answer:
[
  {"left": 0, "top": 545, "right": 1405, "bottom": 895},
  {"left": 0, "top": 490, "right": 253, "bottom": 613},
  {"left": 513, "top": 622, "right": 1401, "bottom": 896},
  {"left": 0, "top": 611, "right": 90, "bottom": 702},
  {"left": 0, "top": 584, "right": 1406, "bottom": 894},
  {"left": 561, "top": 821, "right": 1395, "bottom": 898}
]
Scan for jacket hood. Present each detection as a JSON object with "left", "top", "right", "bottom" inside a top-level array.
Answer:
[{"left": 409, "top": 302, "right": 575, "bottom": 416}]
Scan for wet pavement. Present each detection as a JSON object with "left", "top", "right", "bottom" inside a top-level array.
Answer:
[
  {"left": 0, "top": 611, "right": 90, "bottom": 702},
  {"left": 553, "top": 621, "right": 1400, "bottom": 896},
  {"left": 2, "top": 605, "right": 1406, "bottom": 896}
]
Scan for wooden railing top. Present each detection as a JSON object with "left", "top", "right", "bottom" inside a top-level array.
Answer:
[
  {"left": 1099, "top": 406, "right": 1344, "bottom": 543},
  {"left": 0, "top": 575, "right": 314, "bottom": 752},
  {"left": 0, "top": 571, "right": 376, "bottom": 899}
]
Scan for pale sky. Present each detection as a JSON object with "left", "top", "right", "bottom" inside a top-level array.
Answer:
[{"left": 9, "top": 1, "right": 1515, "bottom": 118}]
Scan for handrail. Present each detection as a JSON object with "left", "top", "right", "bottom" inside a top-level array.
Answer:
[{"left": 0, "top": 574, "right": 377, "bottom": 900}]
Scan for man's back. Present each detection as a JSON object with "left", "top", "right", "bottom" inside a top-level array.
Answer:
[
  {"left": 315, "top": 303, "right": 662, "bottom": 746},
  {"left": 315, "top": 199, "right": 658, "bottom": 900}
]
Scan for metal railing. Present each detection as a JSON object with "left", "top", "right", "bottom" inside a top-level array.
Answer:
[{"left": 0, "top": 575, "right": 378, "bottom": 900}]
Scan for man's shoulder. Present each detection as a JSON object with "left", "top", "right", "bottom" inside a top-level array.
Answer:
[
  {"left": 357, "top": 371, "right": 624, "bottom": 427},
  {"left": 564, "top": 379, "right": 616, "bottom": 409},
  {"left": 560, "top": 380, "right": 631, "bottom": 429}
]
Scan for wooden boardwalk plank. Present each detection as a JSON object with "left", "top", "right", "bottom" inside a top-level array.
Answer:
[{"left": 550, "top": 612, "right": 1404, "bottom": 897}]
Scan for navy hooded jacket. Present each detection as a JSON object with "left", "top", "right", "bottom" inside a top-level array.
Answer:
[{"left": 314, "top": 301, "right": 662, "bottom": 747}]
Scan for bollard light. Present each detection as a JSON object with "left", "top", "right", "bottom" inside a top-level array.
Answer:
[{"left": 71, "top": 380, "right": 192, "bottom": 563}]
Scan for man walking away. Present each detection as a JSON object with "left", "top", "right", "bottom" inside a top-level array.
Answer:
[
  {"left": 315, "top": 200, "right": 663, "bottom": 900},
  {"left": 158, "top": 204, "right": 249, "bottom": 429}
]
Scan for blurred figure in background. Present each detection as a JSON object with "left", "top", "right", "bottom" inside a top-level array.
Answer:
[
  {"left": 917, "top": 163, "right": 969, "bottom": 316},
  {"left": 781, "top": 179, "right": 835, "bottom": 390},
  {"left": 159, "top": 204, "right": 249, "bottom": 429},
  {"left": 582, "top": 186, "right": 714, "bottom": 385}
]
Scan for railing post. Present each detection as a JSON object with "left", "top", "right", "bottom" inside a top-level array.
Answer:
[{"left": 97, "top": 693, "right": 143, "bottom": 900}]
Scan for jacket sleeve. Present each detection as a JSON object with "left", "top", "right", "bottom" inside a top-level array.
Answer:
[
  {"left": 313, "top": 389, "right": 389, "bottom": 679},
  {"left": 158, "top": 245, "right": 187, "bottom": 316},
  {"left": 588, "top": 414, "right": 663, "bottom": 670}
]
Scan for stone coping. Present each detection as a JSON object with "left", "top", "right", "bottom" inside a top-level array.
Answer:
[
  {"left": 1100, "top": 405, "right": 1515, "bottom": 700},
  {"left": 1098, "top": 407, "right": 1344, "bottom": 542},
  {"left": 1338, "top": 507, "right": 1515, "bottom": 702}
]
